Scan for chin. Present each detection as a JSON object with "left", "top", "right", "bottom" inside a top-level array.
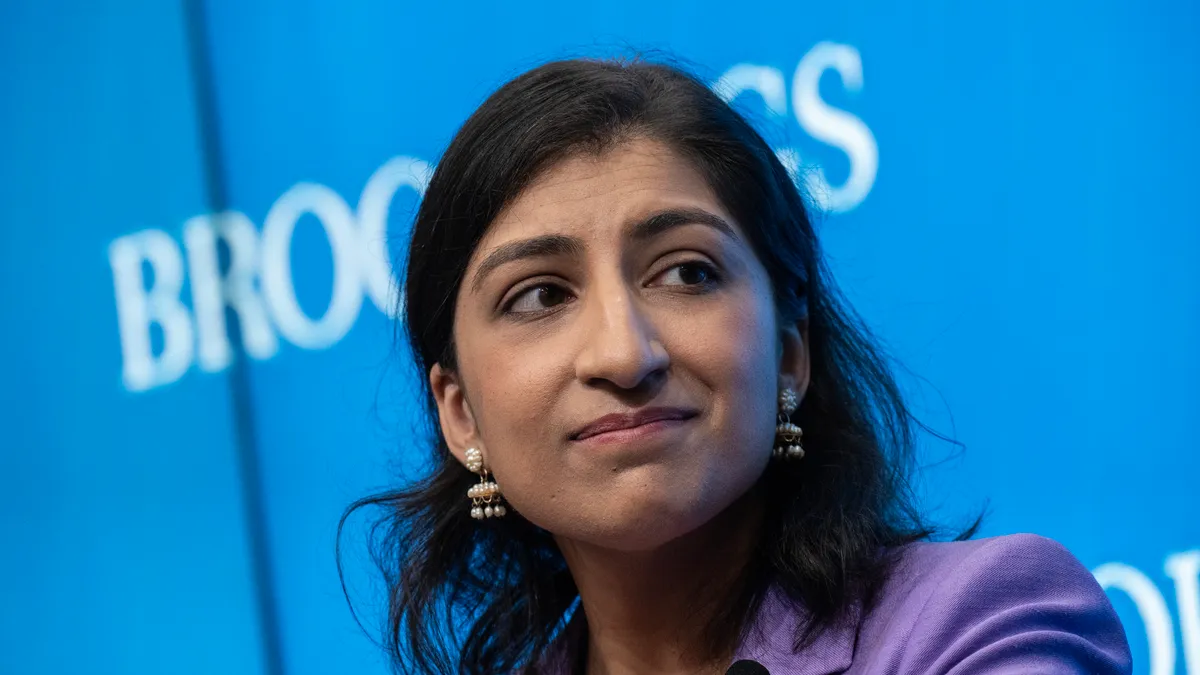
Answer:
[{"left": 565, "top": 489, "right": 730, "bottom": 552}]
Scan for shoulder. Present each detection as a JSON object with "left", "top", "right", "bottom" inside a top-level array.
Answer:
[
  {"left": 853, "top": 533, "right": 1132, "bottom": 674},
  {"left": 886, "top": 532, "right": 1097, "bottom": 593}
]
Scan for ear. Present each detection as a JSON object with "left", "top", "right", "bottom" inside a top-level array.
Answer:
[
  {"left": 429, "top": 362, "right": 481, "bottom": 468},
  {"left": 777, "top": 316, "right": 811, "bottom": 404}
]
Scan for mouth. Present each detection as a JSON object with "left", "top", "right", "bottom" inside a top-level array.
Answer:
[{"left": 570, "top": 407, "right": 700, "bottom": 442}]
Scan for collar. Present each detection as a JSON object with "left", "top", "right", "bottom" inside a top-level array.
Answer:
[{"left": 731, "top": 586, "right": 861, "bottom": 675}]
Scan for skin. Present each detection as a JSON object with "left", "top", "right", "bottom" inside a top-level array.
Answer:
[{"left": 430, "top": 137, "right": 810, "bottom": 675}]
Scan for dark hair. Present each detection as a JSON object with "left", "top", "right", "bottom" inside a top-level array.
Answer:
[{"left": 342, "top": 57, "right": 965, "bottom": 675}]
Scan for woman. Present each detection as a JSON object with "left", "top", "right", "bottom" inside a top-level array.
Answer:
[{"left": 346, "top": 58, "right": 1131, "bottom": 674}]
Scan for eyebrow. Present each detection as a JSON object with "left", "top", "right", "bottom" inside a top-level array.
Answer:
[
  {"left": 629, "top": 207, "right": 739, "bottom": 243},
  {"left": 468, "top": 207, "right": 739, "bottom": 293}
]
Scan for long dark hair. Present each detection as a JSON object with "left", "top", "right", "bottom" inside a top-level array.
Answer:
[{"left": 341, "top": 57, "right": 965, "bottom": 675}]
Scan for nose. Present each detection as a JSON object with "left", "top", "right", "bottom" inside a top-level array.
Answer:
[{"left": 574, "top": 282, "right": 669, "bottom": 392}]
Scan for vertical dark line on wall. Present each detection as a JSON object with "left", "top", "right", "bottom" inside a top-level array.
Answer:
[{"left": 181, "top": 2, "right": 287, "bottom": 675}]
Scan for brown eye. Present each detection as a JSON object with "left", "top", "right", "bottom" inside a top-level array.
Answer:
[
  {"left": 506, "top": 284, "right": 572, "bottom": 314},
  {"left": 656, "top": 261, "right": 719, "bottom": 287}
]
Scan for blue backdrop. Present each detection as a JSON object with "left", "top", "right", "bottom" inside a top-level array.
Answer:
[{"left": 1, "top": 2, "right": 1197, "bottom": 674}]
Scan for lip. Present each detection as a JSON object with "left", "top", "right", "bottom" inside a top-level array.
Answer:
[{"left": 570, "top": 407, "right": 700, "bottom": 442}]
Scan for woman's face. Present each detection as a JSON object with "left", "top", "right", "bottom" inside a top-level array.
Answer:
[{"left": 431, "top": 137, "right": 808, "bottom": 552}]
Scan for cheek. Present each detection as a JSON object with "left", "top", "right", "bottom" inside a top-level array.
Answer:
[
  {"left": 697, "top": 294, "right": 781, "bottom": 516},
  {"left": 458, "top": 332, "right": 571, "bottom": 506},
  {"left": 650, "top": 283, "right": 780, "bottom": 522},
  {"left": 686, "top": 289, "right": 780, "bottom": 440}
]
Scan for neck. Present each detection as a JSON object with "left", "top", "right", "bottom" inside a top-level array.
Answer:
[{"left": 556, "top": 489, "right": 764, "bottom": 675}]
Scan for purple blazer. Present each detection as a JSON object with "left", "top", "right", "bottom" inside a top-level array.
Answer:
[{"left": 536, "top": 534, "right": 1132, "bottom": 674}]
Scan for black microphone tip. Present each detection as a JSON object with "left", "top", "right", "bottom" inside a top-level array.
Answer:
[{"left": 726, "top": 659, "right": 771, "bottom": 675}]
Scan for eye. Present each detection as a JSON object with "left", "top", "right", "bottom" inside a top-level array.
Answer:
[
  {"left": 653, "top": 261, "right": 720, "bottom": 288},
  {"left": 504, "top": 283, "right": 573, "bottom": 315}
]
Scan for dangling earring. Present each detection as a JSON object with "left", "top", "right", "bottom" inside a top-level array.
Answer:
[
  {"left": 773, "top": 387, "right": 805, "bottom": 460},
  {"left": 464, "top": 447, "right": 507, "bottom": 519}
]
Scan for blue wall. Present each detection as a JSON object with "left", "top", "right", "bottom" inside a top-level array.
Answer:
[{"left": 1, "top": 2, "right": 1197, "bottom": 674}]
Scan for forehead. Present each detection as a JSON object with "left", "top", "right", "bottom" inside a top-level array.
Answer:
[{"left": 476, "top": 138, "right": 734, "bottom": 250}]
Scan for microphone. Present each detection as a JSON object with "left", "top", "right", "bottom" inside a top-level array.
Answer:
[{"left": 726, "top": 659, "right": 770, "bottom": 675}]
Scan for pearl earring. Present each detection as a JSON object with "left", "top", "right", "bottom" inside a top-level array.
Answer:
[
  {"left": 773, "top": 387, "right": 805, "bottom": 460},
  {"left": 464, "top": 447, "right": 507, "bottom": 520}
]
